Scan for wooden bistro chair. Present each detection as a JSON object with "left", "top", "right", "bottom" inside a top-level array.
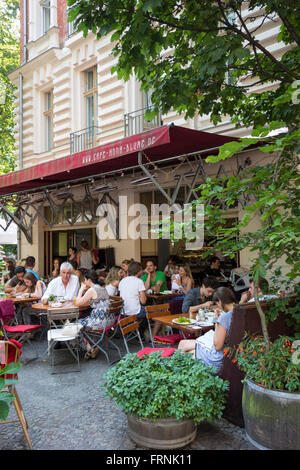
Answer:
[
  {"left": 47, "top": 307, "right": 81, "bottom": 374},
  {"left": 118, "top": 315, "right": 176, "bottom": 359},
  {"left": 81, "top": 298, "right": 124, "bottom": 365},
  {"left": 145, "top": 303, "right": 189, "bottom": 348},
  {"left": 0, "top": 340, "right": 33, "bottom": 450}
]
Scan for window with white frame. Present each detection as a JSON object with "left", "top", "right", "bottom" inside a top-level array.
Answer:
[
  {"left": 44, "top": 90, "right": 53, "bottom": 151},
  {"left": 67, "top": 8, "right": 77, "bottom": 36},
  {"left": 41, "top": 0, "right": 51, "bottom": 35},
  {"left": 84, "top": 66, "right": 97, "bottom": 129}
]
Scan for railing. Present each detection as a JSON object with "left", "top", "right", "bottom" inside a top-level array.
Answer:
[
  {"left": 70, "top": 107, "right": 162, "bottom": 154},
  {"left": 70, "top": 126, "right": 100, "bottom": 154},
  {"left": 124, "top": 106, "right": 162, "bottom": 136}
]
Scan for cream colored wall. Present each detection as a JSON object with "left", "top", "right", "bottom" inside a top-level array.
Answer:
[
  {"left": 19, "top": 211, "right": 44, "bottom": 277},
  {"left": 9, "top": 7, "right": 289, "bottom": 275}
]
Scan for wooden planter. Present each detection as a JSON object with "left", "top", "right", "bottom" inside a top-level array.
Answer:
[
  {"left": 242, "top": 379, "right": 300, "bottom": 450},
  {"left": 127, "top": 414, "right": 197, "bottom": 449}
]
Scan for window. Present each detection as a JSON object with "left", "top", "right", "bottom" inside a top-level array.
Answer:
[
  {"left": 84, "top": 66, "right": 97, "bottom": 131},
  {"left": 67, "top": 8, "right": 77, "bottom": 36},
  {"left": 44, "top": 90, "right": 53, "bottom": 151},
  {"left": 42, "top": 0, "right": 51, "bottom": 34}
]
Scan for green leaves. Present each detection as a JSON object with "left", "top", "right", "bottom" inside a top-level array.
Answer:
[
  {"left": 230, "top": 335, "right": 300, "bottom": 392},
  {"left": 67, "top": 0, "right": 300, "bottom": 128},
  {"left": 0, "top": 0, "right": 19, "bottom": 176},
  {"left": 0, "top": 361, "right": 21, "bottom": 420},
  {"left": 103, "top": 351, "right": 228, "bottom": 424}
]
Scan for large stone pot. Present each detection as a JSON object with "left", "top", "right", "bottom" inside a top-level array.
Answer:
[
  {"left": 127, "top": 414, "right": 197, "bottom": 449},
  {"left": 242, "top": 379, "right": 300, "bottom": 450}
]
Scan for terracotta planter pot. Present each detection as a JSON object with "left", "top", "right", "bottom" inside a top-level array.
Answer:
[
  {"left": 127, "top": 414, "right": 197, "bottom": 449},
  {"left": 242, "top": 379, "right": 300, "bottom": 450}
]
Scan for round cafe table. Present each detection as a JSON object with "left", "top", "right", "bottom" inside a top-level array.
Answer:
[
  {"left": 31, "top": 301, "right": 90, "bottom": 312},
  {"left": 6, "top": 295, "right": 41, "bottom": 304}
]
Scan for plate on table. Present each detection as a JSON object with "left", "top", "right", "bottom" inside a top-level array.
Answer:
[
  {"left": 162, "top": 290, "right": 173, "bottom": 295},
  {"left": 49, "top": 302, "right": 63, "bottom": 308},
  {"left": 195, "top": 320, "right": 214, "bottom": 327},
  {"left": 172, "top": 317, "right": 196, "bottom": 326}
]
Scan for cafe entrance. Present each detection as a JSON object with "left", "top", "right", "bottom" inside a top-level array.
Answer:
[{"left": 44, "top": 227, "right": 97, "bottom": 276}]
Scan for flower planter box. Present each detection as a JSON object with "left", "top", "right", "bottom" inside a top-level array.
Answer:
[
  {"left": 242, "top": 379, "right": 300, "bottom": 450},
  {"left": 127, "top": 414, "right": 197, "bottom": 449}
]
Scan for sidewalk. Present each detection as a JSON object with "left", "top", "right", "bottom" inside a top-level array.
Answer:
[{"left": 0, "top": 338, "right": 255, "bottom": 451}]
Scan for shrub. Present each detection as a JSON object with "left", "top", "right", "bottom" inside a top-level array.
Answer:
[
  {"left": 103, "top": 350, "right": 229, "bottom": 424},
  {"left": 225, "top": 334, "right": 300, "bottom": 392}
]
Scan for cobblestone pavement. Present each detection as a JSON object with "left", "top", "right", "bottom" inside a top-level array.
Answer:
[{"left": 0, "top": 337, "right": 255, "bottom": 451}]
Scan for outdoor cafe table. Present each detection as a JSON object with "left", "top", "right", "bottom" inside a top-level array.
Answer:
[
  {"left": 7, "top": 295, "right": 41, "bottom": 304},
  {"left": 5, "top": 295, "right": 41, "bottom": 322},
  {"left": 31, "top": 301, "right": 90, "bottom": 314},
  {"left": 154, "top": 313, "right": 214, "bottom": 338},
  {"left": 146, "top": 292, "right": 184, "bottom": 304}
]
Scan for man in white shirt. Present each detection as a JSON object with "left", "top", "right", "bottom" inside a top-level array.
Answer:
[
  {"left": 119, "top": 261, "right": 147, "bottom": 318},
  {"left": 239, "top": 277, "right": 278, "bottom": 304},
  {"left": 42, "top": 262, "right": 80, "bottom": 304}
]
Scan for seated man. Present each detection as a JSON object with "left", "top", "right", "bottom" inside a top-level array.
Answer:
[
  {"left": 203, "top": 256, "right": 224, "bottom": 281},
  {"left": 25, "top": 256, "right": 40, "bottom": 280},
  {"left": 119, "top": 261, "right": 147, "bottom": 318},
  {"left": 42, "top": 262, "right": 80, "bottom": 304},
  {"left": 182, "top": 276, "right": 220, "bottom": 315},
  {"left": 239, "top": 277, "right": 278, "bottom": 304},
  {"left": 4, "top": 266, "right": 26, "bottom": 294},
  {"left": 142, "top": 260, "right": 167, "bottom": 293}
]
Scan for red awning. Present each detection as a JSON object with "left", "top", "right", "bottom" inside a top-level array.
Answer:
[{"left": 0, "top": 125, "right": 236, "bottom": 196}]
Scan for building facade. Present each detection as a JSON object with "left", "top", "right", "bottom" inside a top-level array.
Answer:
[{"left": 3, "top": 1, "right": 285, "bottom": 281}]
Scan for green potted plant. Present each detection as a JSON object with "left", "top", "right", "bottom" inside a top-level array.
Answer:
[
  {"left": 48, "top": 295, "right": 57, "bottom": 306},
  {"left": 104, "top": 350, "right": 229, "bottom": 449},
  {"left": 225, "top": 334, "right": 300, "bottom": 449},
  {"left": 0, "top": 336, "right": 22, "bottom": 420}
]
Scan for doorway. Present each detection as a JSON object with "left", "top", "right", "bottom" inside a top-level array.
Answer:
[{"left": 44, "top": 228, "right": 97, "bottom": 276}]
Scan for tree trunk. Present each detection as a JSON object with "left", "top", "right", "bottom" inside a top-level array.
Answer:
[{"left": 254, "top": 283, "right": 270, "bottom": 351}]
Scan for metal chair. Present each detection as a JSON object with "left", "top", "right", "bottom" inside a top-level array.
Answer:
[
  {"left": 0, "top": 340, "right": 33, "bottom": 449},
  {"left": 118, "top": 315, "right": 176, "bottom": 358},
  {"left": 81, "top": 299, "right": 124, "bottom": 364},
  {"left": 46, "top": 307, "right": 81, "bottom": 374}
]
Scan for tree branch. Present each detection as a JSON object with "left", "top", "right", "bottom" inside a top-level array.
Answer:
[
  {"left": 217, "top": 1, "right": 300, "bottom": 81},
  {"left": 277, "top": 13, "right": 300, "bottom": 46}
]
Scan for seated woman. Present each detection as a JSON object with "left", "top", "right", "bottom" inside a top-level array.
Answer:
[
  {"left": 23, "top": 272, "right": 46, "bottom": 299},
  {"left": 172, "top": 265, "right": 194, "bottom": 295},
  {"left": 70, "top": 259, "right": 84, "bottom": 284},
  {"left": 121, "top": 259, "right": 132, "bottom": 278},
  {"left": 51, "top": 257, "right": 61, "bottom": 279},
  {"left": 105, "top": 266, "right": 121, "bottom": 297},
  {"left": 22, "top": 272, "right": 46, "bottom": 324},
  {"left": 75, "top": 270, "right": 115, "bottom": 359},
  {"left": 177, "top": 287, "right": 236, "bottom": 373}
]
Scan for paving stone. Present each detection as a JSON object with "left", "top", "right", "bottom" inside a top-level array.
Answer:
[{"left": 0, "top": 338, "right": 255, "bottom": 451}]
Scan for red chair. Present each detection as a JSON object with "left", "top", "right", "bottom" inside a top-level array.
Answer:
[
  {"left": 118, "top": 315, "right": 176, "bottom": 358},
  {"left": 0, "top": 340, "right": 33, "bottom": 449},
  {"left": 0, "top": 299, "right": 43, "bottom": 359},
  {"left": 145, "top": 303, "right": 192, "bottom": 347}
]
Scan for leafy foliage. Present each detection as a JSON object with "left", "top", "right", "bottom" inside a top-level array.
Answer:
[
  {"left": 68, "top": 1, "right": 300, "bottom": 351},
  {"left": 67, "top": 0, "right": 300, "bottom": 128},
  {"left": 225, "top": 334, "right": 300, "bottom": 392},
  {"left": 0, "top": 0, "right": 19, "bottom": 175},
  {"left": 104, "top": 350, "right": 229, "bottom": 424},
  {"left": 0, "top": 361, "right": 21, "bottom": 420}
]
